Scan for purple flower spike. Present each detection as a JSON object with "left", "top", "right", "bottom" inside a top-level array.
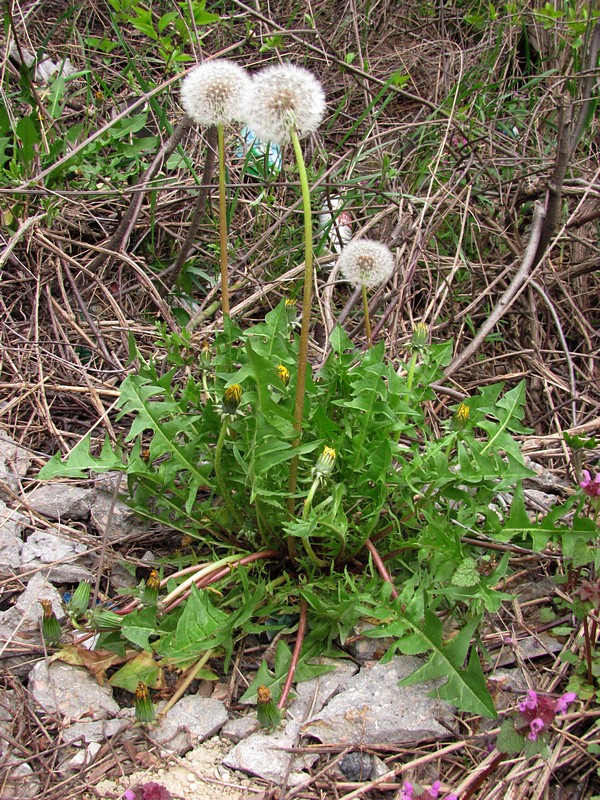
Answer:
[
  {"left": 556, "top": 692, "right": 577, "bottom": 713},
  {"left": 430, "top": 781, "right": 442, "bottom": 798},
  {"left": 580, "top": 470, "right": 600, "bottom": 498},
  {"left": 445, "top": 795, "right": 458, "bottom": 800},
  {"left": 528, "top": 717, "right": 545, "bottom": 740},
  {"left": 518, "top": 689, "right": 538, "bottom": 712},
  {"left": 400, "top": 782, "right": 414, "bottom": 800}
]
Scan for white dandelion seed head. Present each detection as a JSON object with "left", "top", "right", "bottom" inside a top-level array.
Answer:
[
  {"left": 242, "top": 63, "right": 326, "bottom": 146},
  {"left": 181, "top": 59, "right": 251, "bottom": 126},
  {"left": 337, "top": 239, "right": 395, "bottom": 288}
]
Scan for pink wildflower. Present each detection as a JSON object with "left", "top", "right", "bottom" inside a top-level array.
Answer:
[
  {"left": 518, "top": 690, "right": 538, "bottom": 712},
  {"left": 580, "top": 470, "right": 600, "bottom": 498},
  {"left": 555, "top": 692, "right": 577, "bottom": 713},
  {"left": 400, "top": 782, "right": 414, "bottom": 800},
  {"left": 528, "top": 717, "right": 545, "bottom": 740},
  {"left": 430, "top": 782, "right": 441, "bottom": 798}
]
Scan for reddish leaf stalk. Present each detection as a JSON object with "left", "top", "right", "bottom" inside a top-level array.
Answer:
[
  {"left": 365, "top": 538, "right": 398, "bottom": 599},
  {"left": 278, "top": 597, "right": 308, "bottom": 710},
  {"left": 159, "top": 550, "right": 279, "bottom": 614}
]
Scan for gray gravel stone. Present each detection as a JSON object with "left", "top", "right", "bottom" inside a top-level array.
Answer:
[
  {"left": 61, "top": 717, "right": 130, "bottom": 745},
  {"left": 221, "top": 714, "right": 261, "bottom": 743},
  {"left": 29, "top": 661, "right": 120, "bottom": 720},
  {"left": 153, "top": 695, "right": 228, "bottom": 755},
  {"left": 0, "top": 757, "right": 42, "bottom": 799},
  {"left": 26, "top": 483, "right": 95, "bottom": 520},
  {"left": 0, "top": 498, "right": 26, "bottom": 579},
  {"left": 494, "top": 632, "right": 563, "bottom": 667},
  {"left": 20, "top": 530, "right": 92, "bottom": 582},
  {"left": 224, "top": 659, "right": 359, "bottom": 783},
  {"left": 0, "top": 573, "right": 64, "bottom": 675},
  {"left": 91, "top": 490, "right": 152, "bottom": 542},
  {"left": 0, "top": 432, "right": 31, "bottom": 494},
  {"left": 340, "top": 751, "right": 373, "bottom": 781},
  {"left": 301, "top": 657, "right": 455, "bottom": 745},
  {"left": 222, "top": 727, "right": 317, "bottom": 785}
]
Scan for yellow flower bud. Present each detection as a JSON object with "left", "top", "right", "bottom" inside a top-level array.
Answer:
[
  {"left": 222, "top": 384, "right": 242, "bottom": 415},
  {"left": 277, "top": 364, "right": 290, "bottom": 386}
]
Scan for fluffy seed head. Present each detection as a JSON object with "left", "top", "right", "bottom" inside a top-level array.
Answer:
[
  {"left": 181, "top": 59, "right": 251, "bottom": 126},
  {"left": 243, "top": 63, "right": 326, "bottom": 145},
  {"left": 337, "top": 239, "right": 395, "bottom": 288}
]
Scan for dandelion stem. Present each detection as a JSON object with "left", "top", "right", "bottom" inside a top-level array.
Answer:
[
  {"left": 365, "top": 538, "right": 399, "bottom": 599},
  {"left": 286, "top": 126, "right": 314, "bottom": 546},
  {"left": 290, "top": 126, "right": 314, "bottom": 436},
  {"left": 278, "top": 597, "right": 308, "bottom": 710},
  {"left": 217, "top": 122, "right": 230, "bottom": 316},
  {"left": 158, "top": 649, "right": 214, "bottom": 717},
  {"left": 361, "top": 285, "right": 372, "bottom": 347},
  {"left": 215, "top": 419, "right": 242, "bottom": 526}
]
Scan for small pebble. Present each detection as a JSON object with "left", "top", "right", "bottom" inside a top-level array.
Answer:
[{"left": 340, "top": 751, "right": 373, "bottom": 781}]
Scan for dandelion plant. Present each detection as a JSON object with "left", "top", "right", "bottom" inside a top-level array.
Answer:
[
  {"left": 338, "top": 238, "right": 395, "bottom": 347},
  {"left": 181, "top": 59, "right": 251, "bottom": 316},
  {"left": 242, "top": 63, "right": 326, "bottom": 521}
]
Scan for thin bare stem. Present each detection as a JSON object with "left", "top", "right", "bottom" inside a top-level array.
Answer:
[
  {"left": 217, "top": 122, "right": 230, "bottom": 315},
  {"left": 278, "top": 597, "right": 308, "bottom": 710},
  {"left": 364, "top": 538, "right": 398, "bottom": 600},
  {"left": 361, "top": 284, "right": 372, "bottom": 347},
  {"left": 286, "top": 127, "right": 314, "bottom": 541}
]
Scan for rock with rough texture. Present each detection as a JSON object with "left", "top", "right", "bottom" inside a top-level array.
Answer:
[
  {"left": 221, "top": 714, "right": 261, "bottom": 743},
  {"left": 301, "top": 657, "right": 455, "bottom": 745},
  {"left": 29, "top": 661, "right": 120, "bottom": 720},
  {"left": 20, "top": 530, "right": 92, "bottom": 582},
  {"left": 0, "top": 498, "right": 26, "bottom": 579},
  {"left": 495, "top": 633, "right": 563, "bottom": 667},
  {"left": 0, "top": 573, "right": 64, "bottom": 675},
  {"left": 344, "top": 620, "right": 394, "bottom": 663},
  {"left": 26, "top": 483, "right": 95, "bottom": 520},
  {"left": 91, "top": 490, "right": 153, "bottom": 543},
  {"left": 0, "top": 757, "right": 42, "bottom": 799},
  {"left": 223, "top": 660, "right": 358, "bottom": 783},
  {"left": 0, "top": 432, "right": 31, "bottom": 494},
  {"left": 340, "top": 751, "right": 374, "bottom": 781},
  {"left": 153, "top": 695, "right": 228, "bottom": 755},
  {"left": 222, "top": 727, "right": 316, "bottom": 785},
  {"left": 60, "top": 741, "right": 103, "bottom": 773},
  {"left": 60, "top": 717, "right": 130, "bottom": 745}
]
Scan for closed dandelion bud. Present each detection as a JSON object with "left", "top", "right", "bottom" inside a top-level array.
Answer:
[
  {"left": 242, "top": 63, "right": 326, "bottom": 146},
  {"left": 411, "top": 322, "right": 429, "bottom": 348},
  {"left": 277, "top": 364, "right": 290, "bottom": 387},
  {"left": 313, "top": 445, "right": 336, "bottom": 479},
  {"left": 86, "top": 608, "right": 123, "bottom": 631},
  {"left": 134, "top": 682, "right": 155, "bottom": 724},
  {"left": 453, "top": 403, "right": 470, "bottom": 429},
  {"left": 256, "top": 685, "right": 281, "bottom": 729},
  {"left": 200, "top": 339, "right": 211, "bottom": 367},
  {"left": 40, "top": 599, "right": 62, "bottom": 646},
  {"left": 338, "top": 240, "right": 395, "bottom": 288},
  {"left": 221, "top": 384, "right": 242, "bottom": 416},
  {"left": 142, "top": 569, "right": 160, "bottom": 606},
  {"left": 284, "top": 298, "right": 298, "bottom": 326},
  {"left": 67, "top": 580, "right": 91, "bottom": 618},
  {"left": 181, "top": 59, "right": 251, "bottom": 126}
]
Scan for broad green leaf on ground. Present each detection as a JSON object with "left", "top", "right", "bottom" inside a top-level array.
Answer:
[
  {"left": 399, "top": 610, "right": 497, "bottom": 718},
  {"left": 109, "top": 650, "right": 162, "bottom": 692},
  {"left": 238, "top": 639, "right": 335, "bottom": 705},
  {"left": 38, "top": 434, "right": 124, "bottom": 479},
  {"left": 121, "top": 607, "right": 159, "bottom": 651}
]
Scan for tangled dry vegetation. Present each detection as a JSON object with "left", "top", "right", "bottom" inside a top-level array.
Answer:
[{"left": 1, "top": 0, "right": 599, "bottom": 798}]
